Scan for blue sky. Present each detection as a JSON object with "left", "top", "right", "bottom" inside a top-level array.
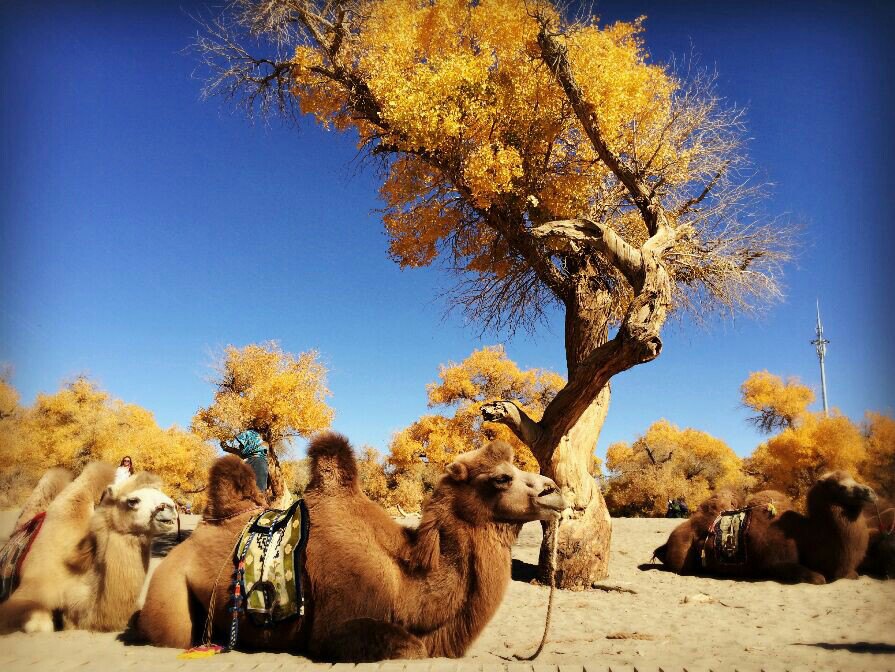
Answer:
[{"left": 1, "top": 1, "right": 893, "bottom": 461}]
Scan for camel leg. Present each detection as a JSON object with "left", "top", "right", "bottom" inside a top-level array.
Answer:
[
  {"left": 315, "top": 618, "right": 427, "bottom": 662},
  {"left": 138, "top": 556, "right": 194, "bottom": 648},
  {"left": 765, "top": 562, "right": 825, "bottom": 584},
  {"left": 0, "top": 598, "right": 52, "bottom": 634}
]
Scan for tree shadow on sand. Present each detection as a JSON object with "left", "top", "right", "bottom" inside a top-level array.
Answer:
[
  {"left": 512, "top": 558, "right": 539, "bottom": 583},
  {"left": 796, "top": 642, "right": 895, "bottom": 654}
]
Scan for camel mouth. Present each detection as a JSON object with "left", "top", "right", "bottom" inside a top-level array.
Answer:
[{"left": 536, "top": 489, "right": 567, "bottom": 515}]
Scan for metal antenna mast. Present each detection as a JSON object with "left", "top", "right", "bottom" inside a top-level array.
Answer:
[{"left": 810, "top": 300, "right": 830, "bottom": 415}]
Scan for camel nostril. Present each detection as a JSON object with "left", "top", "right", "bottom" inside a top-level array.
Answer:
[{"left": 538, "top": 486, "right": 556, "bottom": 498}]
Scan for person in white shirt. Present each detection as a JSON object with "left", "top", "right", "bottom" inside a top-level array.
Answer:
[{"left": 114, "top": 456, "right": 135, "bottom": 485}]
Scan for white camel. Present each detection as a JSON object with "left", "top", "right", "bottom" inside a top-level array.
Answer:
[{"left": 0, "top": 463, "right": 176, "bottom": 633}]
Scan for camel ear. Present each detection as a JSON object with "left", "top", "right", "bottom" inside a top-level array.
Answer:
[
  {"left": 100, "top": 486, "right": 115, "bottom": 505},
  {"left": 408, "top": 514, "right": 440, "bottom": 572},
  {"left": 446, "top": 461, "right": 468, "bottom": 482}
]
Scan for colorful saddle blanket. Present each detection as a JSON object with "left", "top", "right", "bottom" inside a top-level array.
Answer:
[
  {"left": 234, "top": 499, "right": 309, "bottom": 626},
  {"left": 702, "top": 508, "right": 752, "bottom": 568},
  {"left": 0, "top": 512, "right": 46, "bottom": 602}
]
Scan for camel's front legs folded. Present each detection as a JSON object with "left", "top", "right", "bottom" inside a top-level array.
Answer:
[
  {"left": 0, "top": 597, "right": 53, "bottom": 634},
  {"left": 137, "top": 551, "right": 194, "bottom": 648},
  {"left": 765, "top": 561, "right": 826, "bottom": 584},
  {"left": 316, "top": 618, "right": 427, "bottom": 662}
]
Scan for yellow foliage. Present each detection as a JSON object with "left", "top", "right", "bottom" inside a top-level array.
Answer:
[
  {"left": 1, "top": 376, "right": 214, "bottom": 507},
  {"left": 387, "top": 345, "right": 564, "bottom": 476},
  {"left": 741, "top": 370, "right": 815, "bottom": 433},
  {"left": 192, "top": 341, "right": 334, "bottom": 452},
  {"left": 746, "top": 411, "right": 867, "bottom": 501},
  {"left": 357, "top": 446, "right": 390, "bottom": 503},
  {"left": 604, "top": 419, "right": 748, "bottom": 517},
  {"left": 861, "top": 412, "right": 895, "bottom": 499},
  {"left": 289, "top": 1, "right": 683, "bottom": 288}
]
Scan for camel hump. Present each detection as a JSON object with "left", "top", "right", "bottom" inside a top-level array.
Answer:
[
  {"left": 307, "top": 432, "right": 358, "bottom": 494},
  {"left": 206, "top": 455, "right": 266, "bottom": 520}
]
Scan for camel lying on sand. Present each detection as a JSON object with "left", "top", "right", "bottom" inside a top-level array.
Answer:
[
  {"left": 139, "top": 432, "right": 566, "bottom": 661},
  {"left": 0, "top": 463, "right": 177, "bottom": 633},
  {"left": 656, "top": 471, "right": 875, "bottom": 584},
  {"left": 653, "top": 490, "right": 742, "bottom": 574},
  {"left": 859, "top": 498, "right": 894, "bottom": 579}
]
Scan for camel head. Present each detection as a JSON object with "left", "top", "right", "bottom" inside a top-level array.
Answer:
[
  {"left": 443, "top": 440, "right": 566, "bottom": 524},
  {"left": 99, "top": 472, "right": 177, "bottom": 537},
  {"left": 810, "top": 471, "right": 876, "bottom": 518}
]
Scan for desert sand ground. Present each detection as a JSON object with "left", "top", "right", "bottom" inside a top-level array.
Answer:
[{"left": 1, "top": 510, "right": 893, "bottom": 672}]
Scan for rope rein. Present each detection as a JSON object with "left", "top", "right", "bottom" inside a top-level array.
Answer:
[
  {"left": 198, "top": 514, "right": 258, "bottom": 649},
  {"left": 875, "top": 504, "right": 895, "bottom": 537},
  {"left": 514, "top": 518, "right": 559, "bottom": 661}
]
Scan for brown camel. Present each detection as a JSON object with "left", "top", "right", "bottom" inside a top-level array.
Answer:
[
  {"left": 0, "top": 463, "right": 177, "bottom": 633},
  {"left": 859, "top": 497, "right": 894, "bottom": 579},
  {"left": 652, "top": 490, "right": 742, "bottom": 574},
  {"left": 138, "top": 432, "right": 566, "bottom": 661},
  {"left": 656, "top": 471, "right": 875, "bottom": 584}
]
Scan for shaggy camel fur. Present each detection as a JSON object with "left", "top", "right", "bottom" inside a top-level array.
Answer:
[
  {"left": 859, "top": 498, "right": 894, "bottom": 579},
  {"left": 653, "top": 490, "right": 742, "bottom": 574},
  {"left": 14, "top": 468, "right": 73, "bottom": 531},
  {"left": 657, "top": 472, "right": 875, "bottom": 584},
  {"left": 139, "top": 433, "right": 566, "bottom": 661},
  {"left": 0, "top": 464, "right": 176, "bottom": 633}
]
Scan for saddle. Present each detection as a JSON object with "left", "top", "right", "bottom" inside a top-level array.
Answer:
[
  {"left": 233, "top": 499, "right": 310, "bottom": 627},
  {"left": 701, "top": 508, "right": 752, "bottom": 568},
  {"left": 0, "top": 512, "right": 46, "bottom": 603}
]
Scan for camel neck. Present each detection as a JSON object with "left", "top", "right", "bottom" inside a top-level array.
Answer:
[
  {"left": 422, "top": 519, "right": 520, "bottom": 657},
  {"left": 90, "top": 522, "right": 151, "bottom": 627}
]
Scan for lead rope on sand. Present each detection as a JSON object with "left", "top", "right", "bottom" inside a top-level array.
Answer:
[{"left": 514, "top": 518, "right": 559, "bottom": 662}]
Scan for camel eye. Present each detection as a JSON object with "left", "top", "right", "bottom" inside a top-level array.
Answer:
[
  {"left": 492, "top": 474, "right": 513, "bottom": 487},
  {"left": 127, "top": 497, "right": 140, "bottom": 509}
]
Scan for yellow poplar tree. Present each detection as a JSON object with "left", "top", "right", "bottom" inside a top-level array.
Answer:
[
  {"left": 192, "top": 341, "right": 334, "bottom": 498},
  {"left": 604, "top": 419, "right": 748, "bottom": 516},
  {"left": 747, "top": 412, "right": 867, "bottom": 502},
  {"left": 4, "top": 376, "right": 214, "bottom": 507},
  {"left": 861, "top": 412, "right": 895, "bottom": 500},
  {"left": 386, "top": 345, "right": 564, "bottom": 508},
  {"left": 741, "top": 370, "right": 815, "bottom": 433},
  {"left": 389, "top": 345, "right": 562, "bottom": 472},
  {"left": 196, "top": 0, "right": 791, "bottom": 586}
]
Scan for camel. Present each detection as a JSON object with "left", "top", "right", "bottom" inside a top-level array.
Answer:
[
  {"left": 14, "top": 467, "right": 73, "bottom": 531},
  {"left": 652, "top": 490, "right": 742, "bottom": 574},
  {"left": 138, "top": 432, "right": 566, "bottom": 661},
  {"left": 859, "top": 498, "right": 894, "bottom": 579},
  {"left": 0, "top": 463, "right": 177, "bottom": 633},
  {"left": 656, "top": 471, "right": 875, "bottom": 584}
]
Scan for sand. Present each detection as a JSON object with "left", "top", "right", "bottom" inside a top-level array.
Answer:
[{"left": 1, "top": 510, "right": 894, "bottom": 672}]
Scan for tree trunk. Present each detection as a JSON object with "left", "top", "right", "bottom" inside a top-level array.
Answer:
[
  {"left": 538, "top": 385, "right": 612, "bottom": 587},
  {"left": 267, "top": 450, "right": 284, "bottom": 501}
]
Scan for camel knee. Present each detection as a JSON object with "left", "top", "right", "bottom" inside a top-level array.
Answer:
[{"left": 138, "top": 561, "right": 194, "bottom": 648}]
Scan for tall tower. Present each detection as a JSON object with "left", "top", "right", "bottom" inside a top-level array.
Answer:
[{"left": 810, "top": 300, "right": 830, "bottom": 415}]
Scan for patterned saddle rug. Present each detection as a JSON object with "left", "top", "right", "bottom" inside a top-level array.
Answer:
[
  {"left": 0, "top": 512, "right": 46, "bottom": 603},
  {"left": 234, "top": 499, "right": 309, "bottom": 627},
  {"left": 702, "top": 508, "right": 752, "bottom": 568}
]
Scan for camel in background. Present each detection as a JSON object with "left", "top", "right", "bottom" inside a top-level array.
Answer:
[
  {"left": 656, "top": 471, "right": 875, "bottom": 583},
  {"left": 0, "top": 463, "right": 176, "bottom": 633},
  {"left": 139, "top": 433, "right": 566, "bottom": 660}
]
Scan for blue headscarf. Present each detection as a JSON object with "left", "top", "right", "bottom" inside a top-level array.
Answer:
[{"left": 225, "top": 429, "right": 267, "bottom": 459}]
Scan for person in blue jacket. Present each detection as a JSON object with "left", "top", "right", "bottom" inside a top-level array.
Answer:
[{"left": 221, "top": 429, "right": 268, "bottom": 492}]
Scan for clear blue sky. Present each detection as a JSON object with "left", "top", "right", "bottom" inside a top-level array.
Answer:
[{"left": 1, "top": 1, "right": 893, "bottom": 461}]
